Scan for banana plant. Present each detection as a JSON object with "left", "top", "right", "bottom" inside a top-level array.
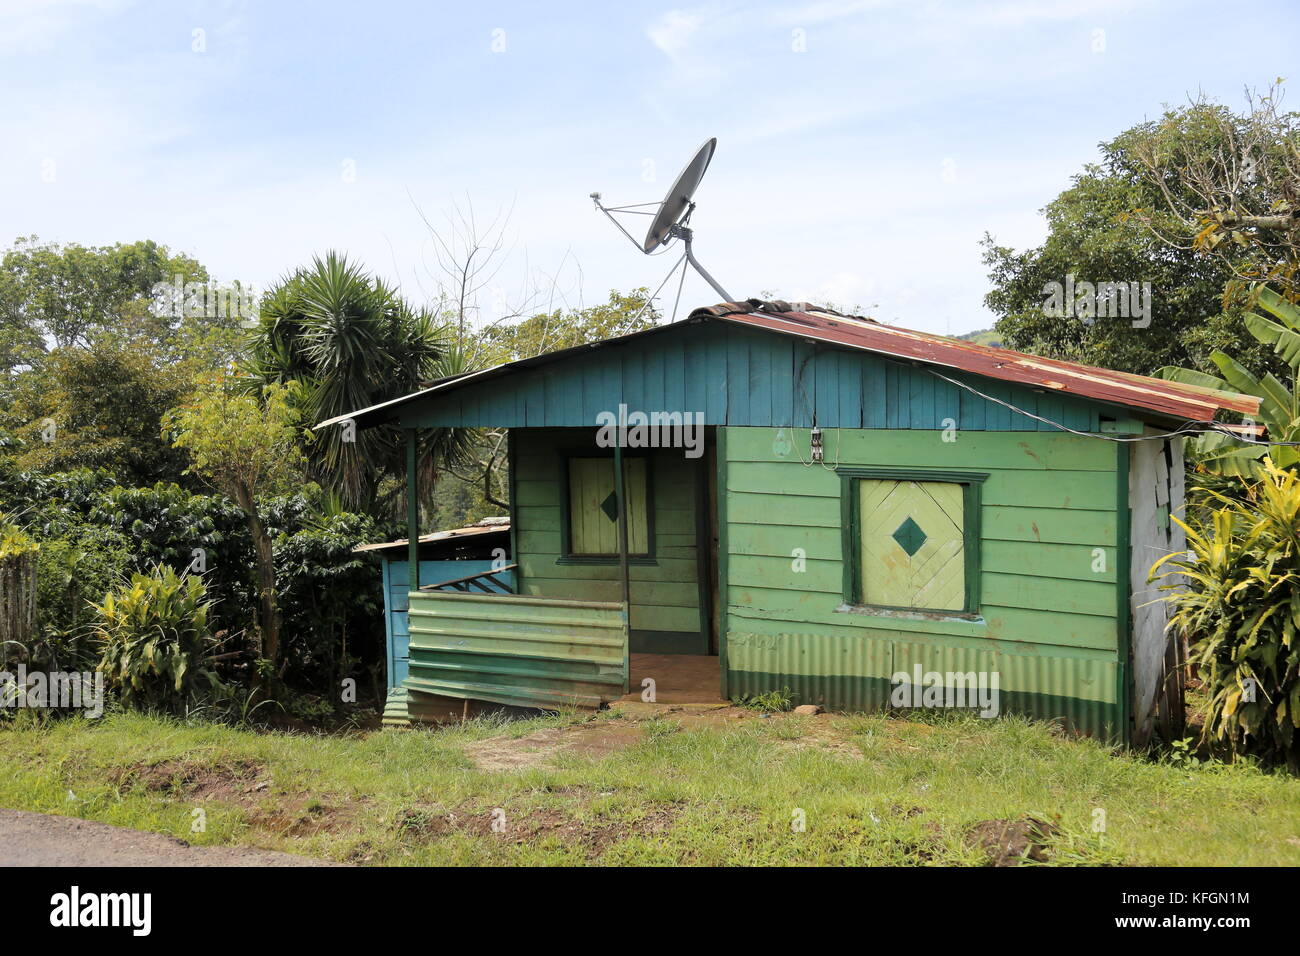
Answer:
[{"left": 1157, "top": 286, "right": 1300, "bottom": 476}]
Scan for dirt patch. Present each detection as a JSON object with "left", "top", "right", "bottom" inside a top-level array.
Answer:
[
  {"left": 114, "top": 758, "right": 269, "bottom": 805},
  {"left": 463, "top": 722, "right": 645, "bottom": 771},
  {"left": 245, "top": 795, "right": 361, "bottom": 838},
  {"left": 463, "top": 707, "right": 871, "bottom": 771},
  {"left": 393, "top": 801, "right": 682, "bottom": 858},
  {"left": 965, "top": 816, "right": 1058, "bottom": 866},
  {"left": 114, "top": 757, "right": 363, "bottom": 840}
]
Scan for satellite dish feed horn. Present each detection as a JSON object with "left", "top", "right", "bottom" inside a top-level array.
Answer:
[{"left": 590, "top": 137, "right": 734, "bottom": 308}]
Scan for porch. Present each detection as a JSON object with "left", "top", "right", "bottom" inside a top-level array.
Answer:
[{"left": 389, "top": 422, "right": 720, "bottom": 718}]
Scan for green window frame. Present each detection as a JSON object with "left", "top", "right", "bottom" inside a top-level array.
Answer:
[
  {"left": 837, "top": 467, "right": 986, "bottom": 617},
  {"left": 558, "top": 451, "right": 655, "bottom": 564}
]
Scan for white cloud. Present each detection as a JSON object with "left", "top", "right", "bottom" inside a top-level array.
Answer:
[{"left": 647, "top": 8, "right": 706, "bottom": 58}]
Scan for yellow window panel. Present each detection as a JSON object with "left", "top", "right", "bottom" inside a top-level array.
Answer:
[
  {"left": 568, "top": 457, "right": 648, "bottom": 555},
  {"left": 858, "top": 478, "right": 965, "bottom": 611}
]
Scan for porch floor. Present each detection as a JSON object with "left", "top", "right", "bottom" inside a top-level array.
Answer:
[{"left": 621, "top": 653, "right": 725, "bottom": 705}]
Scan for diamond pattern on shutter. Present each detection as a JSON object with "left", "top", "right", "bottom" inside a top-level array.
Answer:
[{"left": 859, "top": 479, "right": 965, "bottom": 611}]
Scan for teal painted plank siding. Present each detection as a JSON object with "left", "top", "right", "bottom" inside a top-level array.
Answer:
[{"left": 396, "top": 324, "right": 1103, "bottom": 433}]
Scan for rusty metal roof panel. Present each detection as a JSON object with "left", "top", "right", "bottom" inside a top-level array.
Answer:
[
  {"left": 354, "top": 518, "right": 510, "bottom": 554},
  {"left": 704, "top": 305, "right": 1258, "bottom": 423}
]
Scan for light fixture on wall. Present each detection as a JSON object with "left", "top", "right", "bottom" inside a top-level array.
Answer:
[{"left": 810, "top": 426, "right": 824, "bottom": 462}]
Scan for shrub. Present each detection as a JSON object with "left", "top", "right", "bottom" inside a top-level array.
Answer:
[
  {"left": 92, "top": 566, "right": 222, "bottom": 713},
  {"left": 0, "top": 518, "right": 36, "bottom": 559},
  {"left": 35, "top": 527, "right": 132, "bottom": 632},
  {"left": 1153, "top": 459, "right": 1300, "bottom": 768},
  {"left": 274, "top": 509, "right": 383, "bottom": 697}
]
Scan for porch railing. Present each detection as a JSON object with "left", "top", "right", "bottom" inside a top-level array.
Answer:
[
  {"left": 421, "top": 563, "right": 517, "bottom": 594},
  {"left": 404, "top": 590, "right": 629, "bottom": 710}
]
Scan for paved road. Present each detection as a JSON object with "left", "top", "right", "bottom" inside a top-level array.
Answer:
[{"left": 0, "top": 809, "right": 338, "bottom": 867}]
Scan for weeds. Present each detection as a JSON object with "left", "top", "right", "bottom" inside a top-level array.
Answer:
[{"left": 737, "top": 687, "right": 793, "bottom": 712}]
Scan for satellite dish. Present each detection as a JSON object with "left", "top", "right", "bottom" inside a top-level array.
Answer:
[
  {"left": 642, "top": 137, "right": 716, "bottom": 253},
  {"left": 590, "top": 137, "right": 734, "bottom": 312}
]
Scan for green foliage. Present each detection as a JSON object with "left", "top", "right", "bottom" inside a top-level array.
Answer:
[
  {"left": 1152, "top": 460, "right": 1300, "bottom": 767},
  {"left": 0, "top": 515, "right": 36, "bottom": 559},
  {"left": 982, "top": 112, "right": 1280, "bottom": 378},
  {"left": 272, "top": 504, "right": 385, "bottom": 697},
  {"left": 247, "top": 252, "right": 469, "bottom": 515},
  {"left": 0, "top": 461, "right": 389, "bottom": 702},
  {"left": 33, "top": 529, "right": 132, "bottom": 662},
  {"left": 0, "top": 236, "right": 209, "bottom": 362},
  {"left": 1125, "top": 85, "right": 1300, "bottom": 299},
  {"left": 737, "top": 687, "right": 794, "bottom": 712},
  {"left": 1, "top": 337, "right": 195, "bottom": 486},
  {"left": 92, "top": 483, "right": 255, "bottom": 629},
  {"left": 164, "top": 374, "right": 305, "bottom": 503},
  {"left": 1157, "top": 286, "right": 1300, "bottom": 478},
  {"left": 1164, "top": 737, "right": 1201, "bottom": 768},
  {"left": 473, "top": 289, "right": 659, "bottom": 366},
  {"left": 92, "top": 566, "right": 223, "bottom": 714}
]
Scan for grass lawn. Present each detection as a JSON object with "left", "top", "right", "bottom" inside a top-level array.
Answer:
[{"left": 1, "top": 704, "right": 1298, "bottom": 866}]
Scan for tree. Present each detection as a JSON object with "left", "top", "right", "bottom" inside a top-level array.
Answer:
[
  {"left": 474, "top": 288, "right": 659, "bottom": 366},
  {"left": 163, "top": 375, "right": 304, "bottom": 677},
  {"left": 0, "top": 236, "right": 210, "bottom": 362},
  {"left": 1, "top": 337, "right": 194, "bottom": 486},
  {"left": 1128, "top": 84, "right": 1300, "bottom": 299},
  {"left": 982, "top": 114, "right": 1282, "bottom": 378},
  {"left": 247, "top": 252, "right": 473, "bottom": 517}
]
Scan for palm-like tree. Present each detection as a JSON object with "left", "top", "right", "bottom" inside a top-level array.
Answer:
[
  {"left": 1158, "top": 286, "right": 1300, "bottom": 477},
  {"left": 246, "top": 252, "right": 476, "bottom": 516}
]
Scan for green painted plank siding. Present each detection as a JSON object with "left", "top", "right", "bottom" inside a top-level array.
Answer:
[
  {"left": 396, "top": 323, "right": 1104, "bottom": 433},
  {"left": 720, "top": 426, "right": 1122, "bottom": 735},
  {"left": 512, "top": 428, "right": 705, "bottom": 643}
]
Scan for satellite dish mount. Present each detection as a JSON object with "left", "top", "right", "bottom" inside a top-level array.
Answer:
[{"left": 590, "top": 137, "right": 733, "bottom": 318}]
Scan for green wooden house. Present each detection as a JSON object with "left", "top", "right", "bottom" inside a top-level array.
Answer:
[{"left": 320, "top": 300, "right": 1257, "bottom": 744}]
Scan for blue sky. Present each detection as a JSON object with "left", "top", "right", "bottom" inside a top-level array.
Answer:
[{"left": 2, "top": 0, "right": 1296, "bottom": 334}]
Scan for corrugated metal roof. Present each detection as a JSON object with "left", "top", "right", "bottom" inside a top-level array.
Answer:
[
  {"left": 353, "top": 517, "right": 509, "bottom": 554},
  {"left": 317, "top": 299, "right": 1258, "bottom": 431},
  {"left": 693, "top": 301, "right": 1259, "bottom": 423}
]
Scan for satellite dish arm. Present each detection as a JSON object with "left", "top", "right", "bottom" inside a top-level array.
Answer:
[
  {"left": 590, "top": 193, "right": 651, "bottom": 253},
  {"left": 674, "top": 224, "right": 733, "bottom": 302}
]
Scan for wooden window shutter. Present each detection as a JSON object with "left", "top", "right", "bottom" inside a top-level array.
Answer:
[
  {"left": 568, "top": 457, "right": 649, "bottom": 555},
  {"left": 858, "top": 478, "right": 966, "bottom": 611}
]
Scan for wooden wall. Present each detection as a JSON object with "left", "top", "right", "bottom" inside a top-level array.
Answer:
[
  {"left": 398, "top": 322, "right": 1109, "bottom": 433},
  {"left": 720, "top": 426, "right": 1126, "bottom": 736},
  {"left": 1129, "top": 432, "right": 1187, "bottom": 746},
  {"left": 512, "top": 428, "right": 707, "bottom": 652}
]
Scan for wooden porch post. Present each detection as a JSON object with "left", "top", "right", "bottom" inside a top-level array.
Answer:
[
  {"left": 613, "top": 440, "right": 631, "bottom": 692},
  {"left": 406, "top": 428, "right": 419, "bottom": 592}
]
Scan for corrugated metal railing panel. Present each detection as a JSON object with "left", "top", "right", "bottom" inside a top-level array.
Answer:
[
  {"left": 382, "top": 687, "right": 411, "bottom": 727},
  {"left": 404, "top": 591, "right": 628, "bottom": 711}
]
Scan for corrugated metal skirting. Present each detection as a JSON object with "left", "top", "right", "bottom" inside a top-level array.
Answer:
[{"left": 728, "top": 631, "right": 1119, "bottom": 738}]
